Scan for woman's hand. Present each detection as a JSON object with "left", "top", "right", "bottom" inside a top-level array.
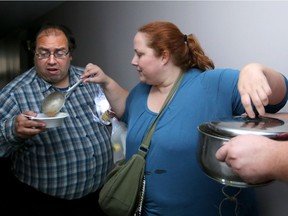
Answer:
[
  {"left": 81, "top": 63, "right": 112, "bottom": 87},
  {"left": 238, "top": 63, "right": 286, "bottom": 118},
  {"left": 81, "top": 63, "right": 128, "bottom": 118}
]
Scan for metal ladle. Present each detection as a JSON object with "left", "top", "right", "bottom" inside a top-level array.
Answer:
[{"left": 42, "top": 79, "right": 83, "bottom": 117}]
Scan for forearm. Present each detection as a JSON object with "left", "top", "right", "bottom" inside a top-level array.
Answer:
[
  {"left": 0, "top": 117, "right": 22, "bottom": 157},
  {"left": 101, "top": 77, "right": 128, "bottom": 118},
  {"left": 270, "top": 141, "right": 288, "bottom": 181},
  {"left": 261, "top": 64, "right": 287, "bottom": 105},
  {"left": 264, "top": 112, "right": 288, "bottom": 121}
]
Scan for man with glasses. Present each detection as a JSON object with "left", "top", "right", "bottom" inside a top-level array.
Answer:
[{"left": 0, "top": 23, "right": 112, "bottom": 215}]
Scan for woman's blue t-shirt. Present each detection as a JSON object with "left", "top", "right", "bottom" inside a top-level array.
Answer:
[{"left": 122, "top": 68, "right": 287, "bottom": 216}]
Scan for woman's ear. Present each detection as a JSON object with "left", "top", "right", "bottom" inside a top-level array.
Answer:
[{"left": 161, "top": 50, "right": 170, "bottom": 65}]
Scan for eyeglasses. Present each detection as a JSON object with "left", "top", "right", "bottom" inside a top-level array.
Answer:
[{"left": 35, "top": 50, "right": 70, "bottom": 59}]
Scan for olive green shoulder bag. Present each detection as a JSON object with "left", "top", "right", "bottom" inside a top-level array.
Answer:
[{"left": 98, "top": 73, "right": 184, "bottom": 216}]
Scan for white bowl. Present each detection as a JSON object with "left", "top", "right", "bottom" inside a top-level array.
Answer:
[{"left": 31, "top": 112, "right": 69, "bottom": 128}]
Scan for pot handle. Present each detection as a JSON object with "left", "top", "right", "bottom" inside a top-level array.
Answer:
[
  {"left": 274, "top": 133, "right": 288, "bottom": 140},
  {"left": 243, "top": 107, "right": 260, "bottom": 121}
]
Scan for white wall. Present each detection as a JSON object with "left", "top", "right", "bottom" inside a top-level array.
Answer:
[{"left": 36, "top": 1, "right": 288, "bottom": 215}]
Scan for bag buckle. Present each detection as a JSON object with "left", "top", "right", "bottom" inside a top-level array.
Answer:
[{"left": 138, "top": 146, "right": 148, "bottom": 157}]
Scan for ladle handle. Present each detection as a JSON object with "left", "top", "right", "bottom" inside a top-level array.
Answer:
[{"left": 66, "top": 79, "right": 83, "bottom": 99}]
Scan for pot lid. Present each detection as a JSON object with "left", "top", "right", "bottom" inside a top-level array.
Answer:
[{"left": 203, "top": 115, "right": 288, "bottom": 138}]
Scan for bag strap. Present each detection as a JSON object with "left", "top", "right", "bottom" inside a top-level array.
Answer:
[{"left": 138, "top": 72, "right": 184, "bottom": 158}]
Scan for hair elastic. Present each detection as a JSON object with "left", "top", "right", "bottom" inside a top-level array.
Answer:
[{"left": 184, "top": 34, "right": 188, "bottom": 44}]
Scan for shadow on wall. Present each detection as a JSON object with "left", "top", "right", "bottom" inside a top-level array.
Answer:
[{"left": 0, "top": 31, "right": 32, "bottom": 89}]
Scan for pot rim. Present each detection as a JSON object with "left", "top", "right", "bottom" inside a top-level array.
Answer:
[{"left": 199, "top": 115, "right": 288, "bottom": 138}]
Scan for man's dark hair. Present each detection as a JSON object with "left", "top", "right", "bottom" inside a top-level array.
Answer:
[{"left": 30, "top": 23, "right": 77, "bottom": 52}]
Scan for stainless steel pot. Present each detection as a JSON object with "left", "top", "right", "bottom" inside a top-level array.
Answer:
[{"left": 197, "top": 115, "right": 288, "bottom": 188}]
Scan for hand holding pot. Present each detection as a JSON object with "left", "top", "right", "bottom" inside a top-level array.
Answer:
[
  {"left": 216, "top": 134, "right": 276, "bottom": 184},
  {"left": 215, "top": 134, "right": 277, "bottom": 184},
  {"left": 197, "top": 115, "right": 287, "bottom": 187}
]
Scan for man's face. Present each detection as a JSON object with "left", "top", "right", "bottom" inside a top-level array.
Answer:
[{"left": 34, "top": 29, "right": 72, "bottom": 88}]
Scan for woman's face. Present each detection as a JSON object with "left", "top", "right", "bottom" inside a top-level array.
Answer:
[{"left": 131, "top": 32, "right": 164, "bottom": 85}]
